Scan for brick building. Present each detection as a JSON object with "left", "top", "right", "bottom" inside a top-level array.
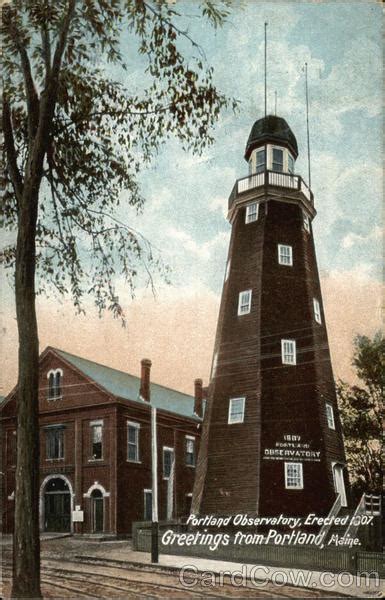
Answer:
[{"left": 1, "top": 346, "right": 203, "bottom": 535}]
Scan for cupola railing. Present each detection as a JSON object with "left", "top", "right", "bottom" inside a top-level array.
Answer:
[{"left": 228, "top": 170, "right": 313, "bottom": 210}]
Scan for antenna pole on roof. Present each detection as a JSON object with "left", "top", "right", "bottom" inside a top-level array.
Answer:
[
  {"left": 264, "top": 22, "right": 268, "bottom": 118},
  {"left": 274, "top": 91, "right": 277, "bottom": 116},
  {"left": 304, "top": 62, "right": 312, "bottom": 188}
]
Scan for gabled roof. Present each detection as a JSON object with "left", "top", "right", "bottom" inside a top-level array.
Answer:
[{"left": 53, "top": 348, "right": 200, "bottom": 421}]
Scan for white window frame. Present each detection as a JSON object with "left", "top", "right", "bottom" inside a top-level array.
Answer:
[
  {"left": 47, "top": 368, "right": 63, "bottom": 400},
  {"left": 278, "top": 244, "right": 293, "bottom": 266},
  {"left": 313, "top": 298, "right": 322, "bottom": 324},
  {"left": 225, "top": 259, "right": 231, "bottom": 282},
  {"left": 245, "top": 202, "right": 259, "bottom": 224},
  {"left": 185, "top": 435, "right": 196, "bottom": 467},
  {"left": 238, "top": 289, "right": 252, "bottom": 316},
  {"left": 163, "top": 446, "right": 175, "bottom": 480},
  {"left": 281, "top": 339, "right": 296, "bottom": 365},
  {"left": 272, "top": 146, "right": 284, "bottom": 172},
  {"left": 127, "top": 421, "right": 140, "bottom": 462},
  {"left": 303, "top": 213, "right": 310, "bottom": 233},
  {"left": 228, "top": 397, "right": 245, "bottom": 424},
  {"left": 288, "top": 154, "right": 295, "bottom": 174},
  {"left": 285, "top": 462, "right": 303, "bottom": 489},
  {"left": 255, "top": 148, "right": 266, "bottom": 173},
  {"left": 326, "top": 403, "right": 335, "bottom": 430},
  {"left": 143, "top": 489, "right": 152, "bottom": 521}
]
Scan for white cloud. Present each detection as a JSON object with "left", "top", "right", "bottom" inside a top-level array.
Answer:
[
  {"left": 167, "top": 226, "right": 229, "bottom": 261},
  {"left": 341, "top": 225, "right": 382, "bottom": 249}
]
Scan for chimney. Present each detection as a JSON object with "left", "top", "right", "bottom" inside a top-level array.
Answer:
[
  {"left": 194, "top": 378, "right": 203, "bottom": 418},
  {"left": 140, "top": 358, "right": 152, "bottom": 402}
]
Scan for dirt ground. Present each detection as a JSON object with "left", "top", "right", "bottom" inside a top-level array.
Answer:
[{"left": 1, "top": 536, "right": 354, "bottom": 598}]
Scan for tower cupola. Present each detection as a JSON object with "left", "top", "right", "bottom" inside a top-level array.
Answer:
[{"left": 245, "top": 115, "right": 298, "bottom": 177}]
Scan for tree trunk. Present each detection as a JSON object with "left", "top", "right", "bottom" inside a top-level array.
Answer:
[{"left": 11, "top": 180, "right": 41, "bottom": 598}]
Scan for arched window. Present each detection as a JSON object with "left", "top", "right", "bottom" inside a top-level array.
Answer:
[
  {"left": 54, "top": 371, "right": 61, "bottom": 397},
  {"left": 47, "top": 369, "right": 63, "bottom": 400}
]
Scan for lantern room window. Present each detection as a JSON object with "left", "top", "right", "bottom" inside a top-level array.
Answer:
[
  {"left": 288, "top": 154, "right": 294, "bottom": 174},
  {"left": 256, "top": 149, "right": 266, "bottom": 173},
  {"left": 272, "top": 148, "right": 284, "bottom": 172}
]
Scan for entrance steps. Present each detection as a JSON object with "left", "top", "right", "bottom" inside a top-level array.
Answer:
[{"left": 320, "top": 493, "right": 382, "bottom": 548}]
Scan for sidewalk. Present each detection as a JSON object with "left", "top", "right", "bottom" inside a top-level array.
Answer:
[{"left": 82, "top": 545, "right": 385, "bottom": 598}]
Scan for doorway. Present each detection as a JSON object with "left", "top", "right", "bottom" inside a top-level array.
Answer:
[
  {"left": 333, "top": 464, "right": 347, "bottom": 507},
  {"left": 91, "top": 489, "right": 104, "bottom": 532},
  {"left": 43, "top": 477, "right": 71, "bottom": 532}
]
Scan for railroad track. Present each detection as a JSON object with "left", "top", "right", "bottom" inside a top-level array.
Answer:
[{"left": 1, "top": 555, "right": 348, "bottom": 599}]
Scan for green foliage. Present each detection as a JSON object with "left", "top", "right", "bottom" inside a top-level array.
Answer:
[
  {"left": 337, "top": 332, "right": 383, "bottom": 497},
  {"left": 2, "top": 0, "right": 238, "bottom": 318}
]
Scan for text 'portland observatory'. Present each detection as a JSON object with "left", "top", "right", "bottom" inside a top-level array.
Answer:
[{"left": 192, "top": 114, "right": 349, "bottom": 519}]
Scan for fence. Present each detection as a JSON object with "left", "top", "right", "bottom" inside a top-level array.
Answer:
[{"left": 132, "top": 523, "right": 384, "bottom": 578}]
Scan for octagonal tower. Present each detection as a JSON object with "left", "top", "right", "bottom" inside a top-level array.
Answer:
[{"left": 192, "top": 115, "right": 349, "bottom": 518}]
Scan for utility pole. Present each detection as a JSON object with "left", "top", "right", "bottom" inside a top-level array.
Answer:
[{"left": 151, "top": 406, "right": 159, "bottom": 563}]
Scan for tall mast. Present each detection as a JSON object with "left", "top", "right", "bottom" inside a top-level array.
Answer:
[
  {"left": 304, "top": 62, "right": 311, "bottom": 188},
  {"left": 264, "top": 22, "right": 268, "bottom": 117}
]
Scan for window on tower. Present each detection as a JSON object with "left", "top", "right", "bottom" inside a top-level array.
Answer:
[
  {"left": 272, "top": 148, "right": 284, "bottom": 172},
  {"left": 325, "top": 403, "right": 335, "bottom": 430},
  {"left": 303, "top": 213, "right": 311, "bottom": 233},
  {"left": 211, "top": 352, "right": 218, "bottom": 378},
  {"left": 288, "top": 154, "right": 295, "bottom": 174},
  {"left": 256, "top": 149, "right": 266, "bottom": 173},
  {"left": 281, "top": 339, "right": 296, "bottom": 365},
  {"left": 278, "top": 244, "right": 293, "bottom": 266},
  {"left": 238, "top": 290, "right": 252, "bottom": 315},
  {"left": 228, "top": 397, "right": 245, "bottom": 424},
  {"left": 313, "top": 298, "right": 322, "bottom": 324},
  {"left": 225, "top": 259, "right": 231, "bottom": 282},
  {"left": 285, "top": 462, "right": 303, "bottom": 489},
  {"left": 245, "top": 202, "right": 258, "bottom": 224}
]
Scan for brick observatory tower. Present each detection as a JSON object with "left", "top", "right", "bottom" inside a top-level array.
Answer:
[{"left": 192, "top": 115, "right": 349, "bottom": 519}]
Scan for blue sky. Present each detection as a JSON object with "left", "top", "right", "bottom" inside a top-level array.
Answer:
[
  {"left": 1, "top": 1, "right": 382, "bottom": 393},
  {"left": 119, "top": 0, "right": 383, "bottom": 298}
]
